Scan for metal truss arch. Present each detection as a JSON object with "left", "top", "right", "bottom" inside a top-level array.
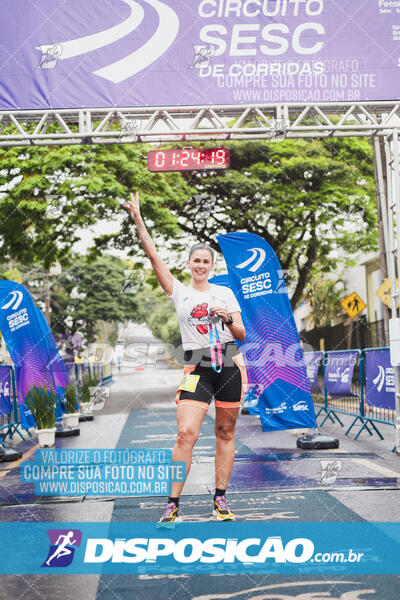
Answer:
[{"left": 0, "top": 100, "right": 400, "bottom": 147}]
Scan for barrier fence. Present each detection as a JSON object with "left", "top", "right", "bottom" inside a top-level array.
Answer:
[
  {"left": 0, "top": 365, "right": 24, "bottom": 445},
  {"left": 0, "top": 361, "right": 112, "bottom": 442},
  {"left": 305, "top": 347, "right": 396, "bottom": 443}
]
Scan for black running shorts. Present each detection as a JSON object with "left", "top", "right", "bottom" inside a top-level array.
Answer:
[{"left": 175, "top": 341, "right": 247, "bottom": 409}]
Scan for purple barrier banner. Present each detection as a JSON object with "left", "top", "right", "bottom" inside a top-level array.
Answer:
[
  {"left": 304, "top": 351, "right": 323, "bottom": 394},
  {"left": 365, "top": 349, "right": 395, "bottom": 410},
  {"left": 0, "top": 1, "right": 399, "bottom": 110},
  {"left": 324, "top": 351, "right": 358, "bottom": 396},
  {"left": 0, "top": 366, "right": 12, "bottom": 416}
]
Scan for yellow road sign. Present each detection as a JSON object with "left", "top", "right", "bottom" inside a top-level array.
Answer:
[
  {"left": 376, "top": 277, "right": 398, "bottom": 308},
  {"left": 341, "top": 292, "right": 367, "bottom": 319}
]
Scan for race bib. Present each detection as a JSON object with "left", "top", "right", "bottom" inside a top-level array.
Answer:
[{"left": 178, "top": 374, "right": 200, "bottom": 393}]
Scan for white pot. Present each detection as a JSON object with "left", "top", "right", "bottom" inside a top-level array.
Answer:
[
  {"left": 36, "top": 427, "right": 56, "bottom": 448},
  {"left": 81, "top": 402, "right": 93, "bottom": 415},
  {"left": 63, "top": 413, "right": 80, "bottom": 427}
]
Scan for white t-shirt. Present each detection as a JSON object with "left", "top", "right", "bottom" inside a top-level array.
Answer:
[{"left": 168, "top": 277, "right": 241, "bottom": 350}]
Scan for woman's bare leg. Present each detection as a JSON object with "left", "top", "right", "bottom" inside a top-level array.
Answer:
[
  {"left": 170, "top": 403, "right": 207, "bottom": 497},
  {"left": 214, "top": 406, "right": 240, "bottom": 490}
]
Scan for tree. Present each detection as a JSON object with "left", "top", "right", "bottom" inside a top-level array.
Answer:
[
  {"left": 49, "top": 254, "right": 145, "bottom": 343},
  {"left": 0, "top": 138, "right": 378, "bottom": 314},
  {"left": 133, "top": 271, "right": 184, "bottom": 349},
  {"left": 303, "top": 273, "right": 347, "bottom": 329},
  {"left": 160, "top": 138, "right": 377, "bottom": 309},
  {"left": 0, "top": 143, "right": 191, "bottom": 269}
]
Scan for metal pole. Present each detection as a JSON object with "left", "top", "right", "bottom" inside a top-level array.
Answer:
[
  {"left": 391, "top": 130, "right": 400, "bottom": 453},
  {"left": 359, "top": 350, "right": 365, "bottom": 419},
  {"left": 373, "top": 135, "right": 390, "bottom": 336}
]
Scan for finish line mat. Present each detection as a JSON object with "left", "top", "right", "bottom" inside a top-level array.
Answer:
[{"left": 95, "top": 409, "right": 384, "bottom": 599}]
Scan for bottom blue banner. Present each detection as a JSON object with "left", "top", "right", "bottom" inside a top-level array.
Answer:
[{"left": 0, "top": 522, "right": 399, "bottom": 574}]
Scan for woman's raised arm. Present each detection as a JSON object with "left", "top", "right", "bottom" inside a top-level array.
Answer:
[{"left": 124, "top": 191, "right": 174, "bottom": 296}]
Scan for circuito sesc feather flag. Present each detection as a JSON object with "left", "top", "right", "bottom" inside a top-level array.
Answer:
[
  {"left": 0, "top": 280, "right": 68, "bottom": 428},
  {"left": 211, "top": 232, "right": 316, "bottom": 432}
]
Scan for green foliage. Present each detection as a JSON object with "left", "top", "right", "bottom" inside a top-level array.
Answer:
[
  {"left": 50, "top": 254, "right": 145, "bottom": 342},
  {"left": 107, "top": 324, "right": 119, "bottom": 346},
  {"left": 24, "top": 384, "right": 56, "bottom": 429},
  {"left": 135, "top": 278, "right": 181, "bottom": 348},
  {"left": 167, "top": 138, "right": 377, "bottom": 309},
  {"left": 64, "top": 383, "right": 78, "bottom": 414},
  {"left": 0, "top": 143, "right": 191, "bottom": 269},
  {"left": 80, "top": 373, "right": 100, "bottom": 403},
  {"left": 0, "top": 137, "right": 378, "bottom": 316},
  {"left": 304, "top": 274, "right": 347, "bottom": 328}
]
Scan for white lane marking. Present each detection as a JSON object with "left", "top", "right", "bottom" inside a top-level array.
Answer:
[
  {"left": 94, "top": 0, "right": 179, "bottom": 83},
  {"left": 36, "top": 0, "right": 144, "bottom": 59},
  {"left": 352, "top": 457, "right": 400, "bottom": 478}
]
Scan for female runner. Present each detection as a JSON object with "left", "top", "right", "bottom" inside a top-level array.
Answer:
[{"left": 124, "top": 192, "right": 246, "bottom": 522}]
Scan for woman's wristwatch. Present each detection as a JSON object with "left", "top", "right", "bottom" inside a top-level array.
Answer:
[{"left": 224, "top": 315, "right": 233, "bottom": 326}]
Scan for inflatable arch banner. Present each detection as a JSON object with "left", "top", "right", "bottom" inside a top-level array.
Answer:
[{"left": 0, "top": 1, "right": 398, "bottom": 110}]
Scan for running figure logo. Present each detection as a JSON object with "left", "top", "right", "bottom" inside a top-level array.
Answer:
[
  {"left": 42, "top": 529, "right": 82, "bottom": 567},
  {"left": 37, "top": 44, "right": 63, "bottom": 69},
  {"left": 190, "top": 44, "right": 216, "bottom": 69},
  {"left": 320, "top": 460, "right": 342, "bottom": 485}
]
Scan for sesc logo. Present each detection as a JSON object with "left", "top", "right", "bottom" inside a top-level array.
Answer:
[
  {"left": 84, "top": 536, "right": 314, "bottom": 564},
  {"left": 235, "top": 248, "right": 266, "bottom": 273},
  {"left": 292, "top": 400, "right": 309, "bottom": 412},
  {"left": 372, "top": 365, "right": 385, "bottom": 392},
  {"left": 36, "top": 0, "right": 179, "bottom": 83},
  {"left": 1, "top": 290, "right": 23, "bottom": 311},
  {"left": 42, "top": 529, "right": 82, "bottom": 568}
]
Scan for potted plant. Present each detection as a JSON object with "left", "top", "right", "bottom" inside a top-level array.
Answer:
[
  {"left": 24, "top": 383, "right": 57, "bottom": 447},
  {"left": 62, "top": 383, "right": 80, "bottom": 428},
  {"left": 80, "top": 373, "right": 99, "bottom": 416}
]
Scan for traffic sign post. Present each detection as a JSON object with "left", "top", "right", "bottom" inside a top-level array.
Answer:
[
  {"left": 341, "top": 292, "right": 367, "bottom": 320},
  {"left": 376, "top": 278, "right": 399, "bottom": 309}
]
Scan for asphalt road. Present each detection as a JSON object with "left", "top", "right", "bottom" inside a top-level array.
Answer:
[{"left": 0, "top": 324, "right": 399, "bottom": 599}]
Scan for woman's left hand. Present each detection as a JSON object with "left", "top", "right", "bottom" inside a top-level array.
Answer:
[{"left": 210, "top": 306, "right": 230, "bottom": 324}]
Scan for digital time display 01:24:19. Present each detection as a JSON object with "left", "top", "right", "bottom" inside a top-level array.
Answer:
[{"left": 147, "top": 148, "right": 229, "bottom": 172}]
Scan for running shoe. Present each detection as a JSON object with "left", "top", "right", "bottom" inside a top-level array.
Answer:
[
  {"left": 158, "top": 501, "right": 182, "bottom": 523},
  {"left": 213, "top": 495, "right": 235, "bottom": 521}
]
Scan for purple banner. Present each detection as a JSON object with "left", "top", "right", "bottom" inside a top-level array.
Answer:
[
  {"left": 304, "top": 351, "right": 323, "bottom": 394},
  {"left": 365, "top": 348, "right": 395, "bottom": 410},
  {"left": 0, "top": 366, "right": 12, "bottom": 416},
  {"left": 324, "top": 351, "right": 357, "bottom": 396},
  {"left": 0, "top": 1, "right": 399, "bottom": 110}
]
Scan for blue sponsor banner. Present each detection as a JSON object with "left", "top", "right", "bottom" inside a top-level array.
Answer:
[
  {"left": 211, "top": 232, "right": 316, "bottom": 432},
  {"left": 324, "top": 351, "right": 358, "bottom": 397},
  {"left": 304, "top": 352, "right": 323, "bottom": 394},
  {"left": 0, "top": 365, "right": 12, "bottom": 416},
  {"left": 0, "top": 522, "right": 399, "bottom": 574},
  {"left": 365, "top": 349, "right": 395, "bottom": 410},
  {"left": 0, "top": 281, "right": 66, "bottom": 428}
]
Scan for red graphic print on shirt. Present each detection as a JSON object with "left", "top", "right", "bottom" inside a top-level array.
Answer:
[{"left": 190, "top": 303, "right": 209, "bottom": 334}]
